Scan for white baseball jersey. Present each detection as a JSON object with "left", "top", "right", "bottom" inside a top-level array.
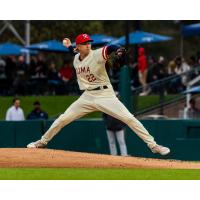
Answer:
[
  {"left": 73, "top": 46, "right": 111, "bottom": 90},
  {"left": 41, "top": 44, "right": 159, "bottom": 151}
]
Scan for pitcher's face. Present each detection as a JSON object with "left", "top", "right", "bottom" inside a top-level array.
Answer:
[{"left": 77, "top": 42, "right": 91, "bottom": 56}]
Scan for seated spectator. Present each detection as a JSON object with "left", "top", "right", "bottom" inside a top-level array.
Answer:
[
  {"left": 47, "top": 62, "right": 62, "bottom": 95},
  {"left": 28, "top": 56, "right": 38, "bottom": 77},
  {"left": 28, "top": 54, "right": 48, "bottom": 95},
  {"left": 0, "top": 57, "right": 6, "bottom": 79},
  {"left": 6, "top": 98, "right": 25, "bottom": 121},
  {"left": 188, "top": 55, "right": 199, "bottom": 79},
  {"left": 167, "top": 59, "right": 176, "bottom": 75},
  {"left": 5, "top": 56, "right": 17, "bottom": 94},
  {"left": 13, "top": 56, "right": 28, "bottom": 95},
  {"left": 58, "top": 60, "right": 74, "bottom": 94},
  {"left": 174, "top": 56, "right": 190, "bottom": 86},
  {"left": 151, "top": 56, "right": 168, "bottom": 94},
  {"left": 0, "top": 57, "right": 7, "bottom": 95},
  {"left": 27, "top": 101, "right": 48, "bottom": 120},
  {"left": 146, "top": 56, "right": 156, "bottom": 83},
  {"left": 183, "top": 98, "right": 200, "bottom": 119},
  {"left": 35, "top": 54, "right": 47, "bottom": 78},
  {"left": 129, "top": 60, "right": 140, "bottom": 91},
  {"left": 168, "top": 56, "right": 190, "bottom": 93}
]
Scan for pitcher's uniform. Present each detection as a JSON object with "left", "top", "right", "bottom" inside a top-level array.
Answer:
[
  {"left": 40, "top": 46, "right": 157, "bottom": 149},
  {"left": 27, "top": 33, "right": 170, "bottom": 156}
]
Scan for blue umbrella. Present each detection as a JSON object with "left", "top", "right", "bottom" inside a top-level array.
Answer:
[
  {"left": 182, "top": 86, "right": 200, "bottom": 94},
  {"left": 28, "top": 40, "right": 69, "bottom": 52},
  {"left": 182, "top": 23, "right": 200, "bottom": 37},
  {"left": 0, "top": 42, "right": 37, "bottom": 55},
  {"left": 90, "top": 34, "right": 117, "bottom": 45},
  {"left": 110, "top": 31, "right": 173, "bottom": 45}
]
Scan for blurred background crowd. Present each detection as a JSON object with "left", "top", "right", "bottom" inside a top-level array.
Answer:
[{"left": 1, "top": 20, "right": 200, "bottom": 120}]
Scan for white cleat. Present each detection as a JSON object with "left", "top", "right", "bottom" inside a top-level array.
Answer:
[
  {"left": 27, "top": 140, "right": 47, "bottom": 148},
  {"left": 150, "top": 145, "right": 170, "bottom": 156}
]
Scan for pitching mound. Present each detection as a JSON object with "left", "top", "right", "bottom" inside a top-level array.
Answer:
[{"left": 0, "top": 148, "right": 200, "bottom": 169}]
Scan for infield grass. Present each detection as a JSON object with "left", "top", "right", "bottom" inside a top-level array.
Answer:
[{"left": 0, "top": 168, "right": 200, "bottom": 180}]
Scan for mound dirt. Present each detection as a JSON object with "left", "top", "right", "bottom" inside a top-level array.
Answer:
[{"left": 0, "top": 148, "right": 200, "bottom": 169}]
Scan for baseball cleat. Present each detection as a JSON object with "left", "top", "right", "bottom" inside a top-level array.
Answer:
[
  {"left": 27, "top": 140, "right": 47, "bottom": 148},
  {"left": 150, "top": 145, "right": 170, "bottom": 156}
]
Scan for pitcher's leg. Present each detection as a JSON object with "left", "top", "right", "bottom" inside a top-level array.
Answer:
[
  {"left": 41, "top": 98, "right": 96, "bottom": 144},
  {"left": 106, "top": 130, "right": 117, "bottom": 155},
  {"left": 96, "top": 97, "right": 170, "bottom": 155},
  {"left": 116, "top": 130, "right": 128, "bottom": 156},
  {"left": 96, "top": 97, "right": 156, "bottom": 148}
]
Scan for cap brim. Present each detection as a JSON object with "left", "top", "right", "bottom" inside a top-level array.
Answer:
[{"left": 78, "top": 40, "right": 93, "bottom": 45}]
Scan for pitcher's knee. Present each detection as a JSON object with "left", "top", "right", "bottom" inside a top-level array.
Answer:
[{"left": 123, "top": 115, "right": 134, "bottom": 125}]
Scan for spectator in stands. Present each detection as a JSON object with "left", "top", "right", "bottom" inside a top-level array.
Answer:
[
  {"left": 188, "top": 55, "right": 199, "bottom": 79},
  {"left": 0, "top": 57, "right": 7, "bottom": 95},
  {"left": 168, "top": 56, "right": 190, "bottom": 93},
  {"left": 103, "top": 92, "right": 128, "bottom": 156},
  {"left": 0, "top": 57, "right": 6, "bottom": 79},
  {"left": 175, "top": 56, "right": 190, "bottom": 86},
  {"left": 151, "top": 56, "right": 168, "bottom": 94},
  {"left": 29, "top": 54, "right": 48, "bottom": 95},
  {"left": 13, "top": 56, "right": 28, "bottom": 95},
  {"left": 5, "top": 56, "right": 17, "bottom": 94},
  {"left": 47, "top": 62, "right": 61, "bottom": 95},
  {"left": 35, "top": 54, "right": 47, "bottom": 78},
  {"left": 182, "top": 98, "right": 200, "bottom": 119},
  {"left": 146, "top": 55, "right": 156, "bottom": 83},
  {"left": 5, "top": 98, "right": 25, "bottom": 121},
  {"left": 167, "top": 58, "right": 176, "bottom": 75},
  {"left": 129, "top": 60, "right": 140, "bottom": 90},
  {"left": 58, "top": 60, "right": 74, "bottom": 94},
  {"left": 137, "top": 47, "right": 150, "bottom": 96},
  {"left": 28, "top": 56, "right": 38, "bottom": 77},
  {"left": 27, "top": 101, "right": 48, "bottom": 120}
]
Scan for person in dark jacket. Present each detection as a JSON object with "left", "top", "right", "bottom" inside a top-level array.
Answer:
[
  {"left": 27, "top": 101, "right": 48, "bottom": 120},
  {"left": 103, "top": 92, "right": 128, "bottom": 156}
]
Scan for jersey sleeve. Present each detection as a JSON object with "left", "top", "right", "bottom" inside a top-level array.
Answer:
[{"left": 95, "top": 46, "right": 108, "bottom": 63}]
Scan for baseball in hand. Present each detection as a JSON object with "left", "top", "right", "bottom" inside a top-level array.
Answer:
[{"left": 63, "top": 38, "right": 71, "bottom": 48}]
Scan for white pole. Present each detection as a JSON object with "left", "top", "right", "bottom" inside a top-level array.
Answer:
[{"left": 25, "top": 20, "right": 30, "bottom": 64}]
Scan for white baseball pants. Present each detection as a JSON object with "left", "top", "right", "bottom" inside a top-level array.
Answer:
[{"left": 41, "top": 86, "right": 157, "bottom": 148}]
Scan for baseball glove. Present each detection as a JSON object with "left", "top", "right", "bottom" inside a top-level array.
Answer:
[{"left": 114, "top": 47, "right": 127, "bottom": 67}]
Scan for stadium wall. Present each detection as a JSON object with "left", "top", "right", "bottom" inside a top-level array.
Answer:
[{"left": 0, "top": 119, "right": 200, "bottom": 161}]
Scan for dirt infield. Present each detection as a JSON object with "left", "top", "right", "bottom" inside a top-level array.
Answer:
[{"left": 0, "top": 148, "right": 200, "bottom": 169}]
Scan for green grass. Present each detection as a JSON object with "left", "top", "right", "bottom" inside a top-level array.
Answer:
[
  {"left": 136, "top": 95, "right": 179, "bottom": 111},
  {"left": 0, "top": 96, "right": 101, "bottom": 119},
  {"left": 0, "top": 95, "right": 179, "bottom": 120},
  {"left": 0, "top": 168, "right": 200, "bottom": 180}
]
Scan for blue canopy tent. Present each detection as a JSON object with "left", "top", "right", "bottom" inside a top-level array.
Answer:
[
  {"left": 90, "top": 34, "right": 117, "bottom": 46},
  {"left": 182, "top": 23, "right": 200, "bottom": 37},
  {"left": 180, "top": 23, "right": 200, "bottom": 56},
  {"left": 27, "top": 40, "right": 69, "bottom": 53},
  {"left": 110, "top": 31, "right": 172, "bottom": 45},
  {"left": 0, "top": 42, "right": 37, "bottom": 56}
]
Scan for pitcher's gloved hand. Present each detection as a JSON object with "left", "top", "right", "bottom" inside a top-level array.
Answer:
[
  {"left": 114, "top": 47, "right": 127, "bottom": 67},
  {"left": 116, "top": 47, "right": 127, "bottom": 57}
]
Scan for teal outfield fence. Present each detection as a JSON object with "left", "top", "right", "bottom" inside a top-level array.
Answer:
[{"left": 1, "top": 119, "right": 200, "bottom": 161}]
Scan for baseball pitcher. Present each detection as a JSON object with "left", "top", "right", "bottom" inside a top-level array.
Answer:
[{"left": 27, "top": 33, "right": 170, "bottom": 156}]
